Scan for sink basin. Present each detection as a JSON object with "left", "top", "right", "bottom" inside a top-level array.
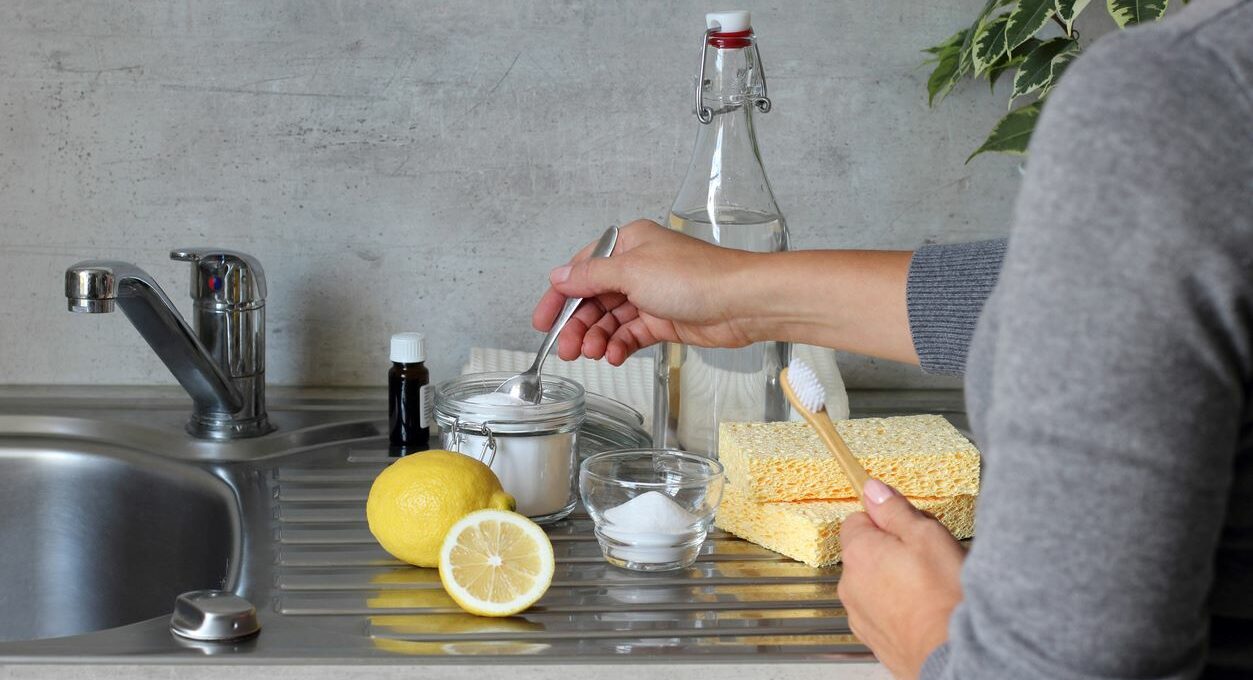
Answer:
[{"left": 0, "top": 435, "right": 238, "bottom": 642}]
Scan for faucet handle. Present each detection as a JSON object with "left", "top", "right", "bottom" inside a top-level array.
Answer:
[{"left": 171, "top": 248, "right": 267, "bottom": 306}]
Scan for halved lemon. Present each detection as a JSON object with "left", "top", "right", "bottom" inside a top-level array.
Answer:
[{"left": 438, "top": 509, "right": 554, "bottom": 617}]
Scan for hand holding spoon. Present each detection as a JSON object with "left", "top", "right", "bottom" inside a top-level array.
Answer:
[{"left": 496, "top": 225, "right": 620, "bottom": 404}]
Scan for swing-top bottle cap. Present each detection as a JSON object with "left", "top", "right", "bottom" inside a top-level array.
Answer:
[{"left": 706, "top": 10, "right": 751, "bottom": 32}]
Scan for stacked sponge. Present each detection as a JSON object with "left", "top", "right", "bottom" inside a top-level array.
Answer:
[{"left": 715, "top": 415, "right": 981, "bottom": 567}]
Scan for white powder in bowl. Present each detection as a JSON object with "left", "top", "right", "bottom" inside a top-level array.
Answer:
[
  {"left": 599, "top": 491, "right": 705, "bottom": 565},
  {"left": 603, "top": 491, "right": 698, "bottom": 532}
]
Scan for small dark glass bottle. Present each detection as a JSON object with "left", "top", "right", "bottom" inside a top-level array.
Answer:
[{"left": 388, "top": 332, "right": 431, "bottom": 455}]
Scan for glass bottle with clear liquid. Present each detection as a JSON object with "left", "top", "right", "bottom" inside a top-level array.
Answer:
[{"left": 654, "top": 11, "right": 791, "bottom": 456}]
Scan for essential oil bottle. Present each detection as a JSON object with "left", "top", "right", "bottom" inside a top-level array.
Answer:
[{"left": 388, "top": 332, "right": 431, "bottom": 455}]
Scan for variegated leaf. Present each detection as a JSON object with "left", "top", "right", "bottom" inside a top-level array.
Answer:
[
  {"left": 1006, "top": 0, "right": 1055, "bottom": 51},
  {"left": 1038, "top": 49, "right": 1079, "bottom": 98},
  {"left": 1010, "top": 37, "right": 1079, "bottom": 103},
  {"left": 986, "top": 38, "right": 1039, "bottom": 92},
  {"left": 925, "top": 29, "right": 969, "bottom": 106},
  {"left": 1055, "top": 0, "right": 1093, "bottom": 33},
  {"left": 989, "top": 53, "right": 1027, "bottom": 92},
  {"left": 1106, "top": 0, "right": 1169, "bottom": 27},
  {"left": 972, "top": 15, "right": 1011, "bottom": 74},
  {"left": 959, "top": 0, "right": 1015, "bottom": 77},
  {"left": 968, "top": 102, "right": 1042, "bottom": 162},
  {"left": 923, "top": 28, "right": 966, "bottom": 55}
]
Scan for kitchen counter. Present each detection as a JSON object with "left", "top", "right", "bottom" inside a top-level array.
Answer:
[
  {"left": 0, "top": 663, "right": 893, "bottom": 679},
  {"left": 0, "top": 386, "right": 967, "bottom": 678}
]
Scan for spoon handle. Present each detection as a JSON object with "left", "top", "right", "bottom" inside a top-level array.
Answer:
[{"left": 532, "top": 225, "right": 620, "bottom": 372}]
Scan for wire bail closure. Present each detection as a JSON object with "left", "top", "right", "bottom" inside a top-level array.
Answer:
[
  {"left": 447, "top": 417, "right": 498, "bottom": 468},
  {"left": 693, "top": 28, "right": 772, "bottom": 124}
]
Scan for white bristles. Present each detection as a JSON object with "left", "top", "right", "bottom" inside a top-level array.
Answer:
[{"left": 787, "top": 358, "right": 825, "bottom": 414}]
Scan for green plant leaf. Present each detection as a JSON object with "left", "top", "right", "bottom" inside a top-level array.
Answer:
[
  {"left": 924, "top": 29, "right": 969, "bottom": 106},
  {"left": 1055, "top": 0, "right": 1093, "bottom": 33},
  {"left": 986, "top": 37, "right": 1040, "bottom": 92},
  {"left": 1006, "top": 0, "right": 1056, "bottom": 51},
  {"left": 967, "top": 102, "right": 1042, "bottom": 161},
  {"left": 926, "top": 50, "right": 963, "bottom": 106},
  {"left": 923, "top": 28, "right": 967, "bottom": 55},
  {"left": 972, "top": 15, "right": 1011, "bottom": 74},
  {"left": 958, "top": 0, "right": 1013, "bottom": 79},
  {"left": 972, "top": 0, "right": 1019, "bottom": 27},
  {"left": 1038, "top": 49, "right": 1079, "bottom": 97},
  {"left": 923, "top": 0, "right": 1013, "bottom": 106},
  {"left": 1010, "top": 37, "right": 1079, "bottom": 103},
  {"left": 989, "top": 53, "right": 1026, "bottom": 92},
  {"left": 1106, "top": 0, "right": 1169, "bottom": 27}
]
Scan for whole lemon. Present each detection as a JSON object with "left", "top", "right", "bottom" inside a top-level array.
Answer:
[{"left": 366, "top": 449, "right": 515, "bottom": 567}]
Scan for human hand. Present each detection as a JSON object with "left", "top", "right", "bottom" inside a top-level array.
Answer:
[
  {"left": 838, "top": 479, "right": 966, "bottom": 679},
  {"left": 532, "top": 219, "right": 759, "bottom": 365}
]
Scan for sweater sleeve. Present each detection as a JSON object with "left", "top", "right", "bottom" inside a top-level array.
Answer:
[
  {"left": 922, "top": 7, "right": 1253, "bottom": 680},
  {"left": 906, "top": 239, "right": 1007, "bottom": 375}
]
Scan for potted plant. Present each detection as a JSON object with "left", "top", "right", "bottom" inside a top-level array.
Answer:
[{"left": 925, "top": 0, "right": 1177, "bottom": 161}]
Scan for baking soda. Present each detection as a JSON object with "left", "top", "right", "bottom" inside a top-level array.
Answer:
[
  {"left": 601, "top": 491, "right": 701, "bottom": 564},
  {"left": 465, "top": 392, "right": 532, "bottom": 406}
]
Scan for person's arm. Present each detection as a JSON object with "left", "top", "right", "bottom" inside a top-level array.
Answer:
[
  {"left": 906, "top": 239, "right": 1006, "bottom": 375},
  {"left": 534, "top": 222, "right": 1005, "bottom": 370},
  {"left": 740, "top": 248, "right": 919, "bottom": 363},
  {"left": 532, "top": 221, "right": 921, "bottom": 364}
]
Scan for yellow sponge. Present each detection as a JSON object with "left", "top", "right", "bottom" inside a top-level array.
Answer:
[
  {"left": 719, "top": 415, "right": 980, "bottom": 502},
  {"left": 715, "top": 485, "right": 976, "bottom": 567}
]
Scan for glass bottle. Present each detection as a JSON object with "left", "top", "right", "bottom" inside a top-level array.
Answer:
[
  {"left": 654, "top": 10, "right": 791, "bottom": 456},
  {"left": 389, "top": 332, "right": 431, "bottom": 455}
]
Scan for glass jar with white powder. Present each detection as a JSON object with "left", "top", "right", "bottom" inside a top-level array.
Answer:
[{"left": 434, "top": 372, "right": 585, "bottom": 524}]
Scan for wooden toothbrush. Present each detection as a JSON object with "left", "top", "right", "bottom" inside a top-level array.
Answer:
[{"left": 780, "top": 358, "right": 870, "bottom": 503}]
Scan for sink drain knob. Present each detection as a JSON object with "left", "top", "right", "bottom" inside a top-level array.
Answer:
[{"left": 170, "top": 590, "right": 260, "bottom": 642}]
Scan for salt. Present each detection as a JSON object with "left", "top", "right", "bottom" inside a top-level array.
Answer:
[
  {"left": 600, "top": 491, "right": 702, "bottom": 565},
  {"left": 603, "top": 491, "right": 698, "bottom": 531},
  {"left": 465, "top": 392, "right": 533, "bottom": 406}
]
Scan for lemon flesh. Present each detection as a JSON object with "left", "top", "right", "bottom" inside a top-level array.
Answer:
[
  {"left": 438, "top": 510, "right": 554, "bottom": 617},
  {"left": 367, "top": 450, "right": 515, "bottom": 568}
]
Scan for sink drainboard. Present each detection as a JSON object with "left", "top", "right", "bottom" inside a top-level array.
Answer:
[{"left": 269, "top": 449, "right": 867, "bottom": 659}]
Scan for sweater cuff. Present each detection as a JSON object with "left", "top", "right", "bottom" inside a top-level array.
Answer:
[
  {"left": 919, "top": 641, "right": 953, "bottom": 679},
  {"left": 906, "top": 239, "right": 1007, "bottom": 376}
]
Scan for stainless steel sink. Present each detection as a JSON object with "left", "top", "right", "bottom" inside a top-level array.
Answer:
[
  {"left": 0, "top": 385, "right": 966, "bottom": 665},
  {"left": 0, "top": 434, "right": 238, "bottom": 642}
]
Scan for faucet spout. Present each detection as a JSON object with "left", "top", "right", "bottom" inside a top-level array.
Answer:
[{"left": 65, "top": 261, "right": 244, "bottom": 416}]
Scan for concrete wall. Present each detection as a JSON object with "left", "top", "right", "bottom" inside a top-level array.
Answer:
[{"left": 0, "top": 1, "right": 1038, "bottom": 389}]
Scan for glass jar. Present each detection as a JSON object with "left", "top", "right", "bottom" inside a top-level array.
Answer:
[
  {"left": 580, "top": 393, "right": 652, "bottom": 461},
  {"left": 434, "top": 372, "right": 585, "bottom": 524}
]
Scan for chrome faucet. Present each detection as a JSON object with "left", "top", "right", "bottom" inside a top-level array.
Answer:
[{"left": 65, "top": 249, "right": 274, "bottom": 440}]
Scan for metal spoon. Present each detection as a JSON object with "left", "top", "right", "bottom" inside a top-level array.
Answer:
[{"left": 497, "top": 225, "right": 620, "bottom": 404}]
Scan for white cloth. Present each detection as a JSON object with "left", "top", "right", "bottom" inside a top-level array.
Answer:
[{"left": 464, "top": 344, "right": 848, "bottom": 433}]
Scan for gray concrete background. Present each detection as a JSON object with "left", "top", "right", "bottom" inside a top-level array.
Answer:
[{"left": 0, "top": 1, "right": 1067, "bottom": 388}]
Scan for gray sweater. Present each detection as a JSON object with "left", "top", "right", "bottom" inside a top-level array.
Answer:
[{"left": 905, "top": 2, "right": 1253, "bottom": 678}]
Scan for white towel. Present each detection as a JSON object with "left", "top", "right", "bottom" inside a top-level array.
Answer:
[{"left": 464, "top": 344, "right": 848, "bottom": 433}]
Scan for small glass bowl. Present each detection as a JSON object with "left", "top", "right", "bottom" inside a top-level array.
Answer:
[{"left": 579, "top": 449, "right": 724, "bottom": 572}]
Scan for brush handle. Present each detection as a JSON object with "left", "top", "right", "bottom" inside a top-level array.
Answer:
[
  {"left": 807, "top": 412, "right": 870, "bottom": 502},
  {"left": 780, "top": 366, "right": 871, "bottom": 503}
]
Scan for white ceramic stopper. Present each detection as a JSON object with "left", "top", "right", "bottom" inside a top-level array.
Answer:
[{"left": 706, "top": 10, "right": 751, "bottom": 32}]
